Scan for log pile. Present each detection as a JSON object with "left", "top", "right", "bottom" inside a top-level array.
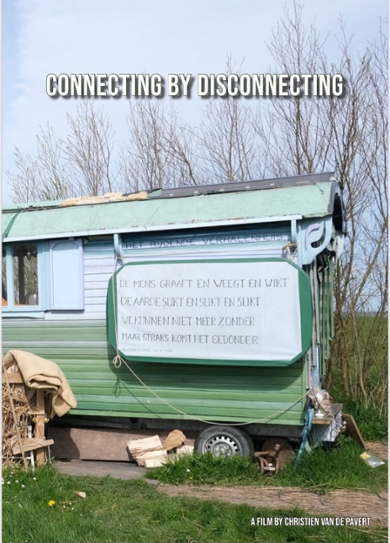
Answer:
[{"left": 127, "top": 430, "right": 193, "bottom": 468}]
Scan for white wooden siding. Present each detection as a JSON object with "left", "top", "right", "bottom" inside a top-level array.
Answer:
[{"left": 82, "top": 227, "right": 292, "bottom": 315}]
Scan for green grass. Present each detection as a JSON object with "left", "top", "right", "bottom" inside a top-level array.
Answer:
[
  {"left": 146, "top": 451, "right": 263, "bottom": 486},
  {"left": 341, "top": 400, "right": 388, "bottom": 442},
  {"left": 3, "top": 464, "right": 387, "bottom": 543},
  {"left": 328, "top": 314, "right": 388, "bottom": 443},
  {"left": 274, "top": 437, "right": 387, "bottom": 492},
  {"left": 147, "top": 438, "right": 387, "bottom": 493}
]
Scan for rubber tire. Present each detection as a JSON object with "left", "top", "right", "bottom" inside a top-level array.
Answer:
[{"left": 194, "top": 426, "right": 254, "bottom": 458}]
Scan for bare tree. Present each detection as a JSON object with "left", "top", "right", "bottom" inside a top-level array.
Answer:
[
  {"left": 65, "top": 101, "right": 117, "bottom": 195},
  {"left": 196, "top": 57, "right": 266, "bottom": 183},
  {"left": 8, "top": 101, "right": 116, "bottom": 203},
  {"left": 255, "top": 3, "right": 388, "bottom": 410},
  {"left": 7, "top": 123, "right": 74, "bottom": 202},
  {"left": 330, "top": 24, "right": 388, "bottom": 412},
  {"left": 119, "top": 100, "right": 203, "bottom": 192},
  {"left": 254, "top": 3, "right": 332, "bottom": 177}
]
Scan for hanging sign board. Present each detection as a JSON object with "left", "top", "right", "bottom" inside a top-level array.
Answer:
[{"left": 107, "top": 258, "right": 312, "bottom": 367}]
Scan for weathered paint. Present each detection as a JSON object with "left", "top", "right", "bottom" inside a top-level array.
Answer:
[
  {"left": 2, "top": 173, "right": 344, "bottom": 431},
  {"left": 2, "top": 181, "right": 335, "bottom": 242},
  {"left": 84, "top": 226, "right": 292, "bottom": 315}
]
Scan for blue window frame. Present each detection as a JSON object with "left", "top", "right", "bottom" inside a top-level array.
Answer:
[
  {"left": 2, "top": 242, "right": 47, "bottom": 312},
  {"left": 2, "top": 238, "right": 84, "bottom": 313}
]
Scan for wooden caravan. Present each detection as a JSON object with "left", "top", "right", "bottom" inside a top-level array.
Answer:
[{"left": 2, "top": 173, "right": 346, "bottom": 457}]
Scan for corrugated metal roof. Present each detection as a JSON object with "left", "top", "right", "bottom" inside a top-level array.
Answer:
[{"left": 2, "top": 174, "right": 338, "bottom": 242}]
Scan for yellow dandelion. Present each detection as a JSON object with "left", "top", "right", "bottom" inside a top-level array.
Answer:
[
  {"left": 189, "top": 476, "right": 193, "bottom": 480},
  {"left": 48, "top": 500, "right": 56, "bottom": 507}
]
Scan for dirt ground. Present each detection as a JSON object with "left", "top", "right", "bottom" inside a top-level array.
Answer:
[
  {"left": 158, "top": 485, "right": 388, "bottom": 527},
  {"left": 365, "top": 441, "right": 388, "bottom": 460},
  {"left": 158, "top": 442, "right": 388, "bottom": 527},
  {"left": 55, "top": 441, "right": 388, "bottom": 527}
]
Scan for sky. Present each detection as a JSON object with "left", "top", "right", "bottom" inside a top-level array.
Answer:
[{"left": 2, "top": 0, "right": 387, "bottom": 204}]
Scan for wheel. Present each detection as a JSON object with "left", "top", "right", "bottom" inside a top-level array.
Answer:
[{"left": 194, "top": 426, "right": 254, "bottom": 458}]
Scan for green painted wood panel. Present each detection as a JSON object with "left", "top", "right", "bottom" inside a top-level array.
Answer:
[
  {"left": 3, "top": 319, "right": 306, "bottom": 426},
  {"left": 2, "top": 180, "right": 334, "bottom": 242}
]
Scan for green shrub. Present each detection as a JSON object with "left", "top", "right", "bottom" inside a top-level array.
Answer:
[{"left": 341, "top": 401, "right": 388, "bottom": 442}]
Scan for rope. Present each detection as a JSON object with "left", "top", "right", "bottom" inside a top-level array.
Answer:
[
  {"left": 282, "top": 241, "right": 298, "bottom": 261},
  {"left": 112, "top": 353, "right": 308, "bottom": 426},
  {"left": 110, "top": 257, "right": 309, "bottom": 426}
]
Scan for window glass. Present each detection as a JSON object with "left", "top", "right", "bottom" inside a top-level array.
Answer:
[
  {"left": 12, "top": 244, "right": 39, "bottom": 305},
  {"left": 2, "top": 246, "right": 7, "bottom": 306}
]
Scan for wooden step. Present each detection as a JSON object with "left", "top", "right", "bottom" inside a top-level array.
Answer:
[{"left": 12, "top": 438, "right": 54, "bottom": 455}]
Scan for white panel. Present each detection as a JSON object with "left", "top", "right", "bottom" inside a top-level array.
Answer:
[
  {"left": 114, "top": 261, "right": 301, "bottom": 362},
  {"left": 85, "top": 296, "right": 107, "bottom": 305},
  {"left": 83, "top": 251, "right": 116, "bottom": 313},
  {"left": 50, "top": 240, "right": 84, "bottom": 310}
]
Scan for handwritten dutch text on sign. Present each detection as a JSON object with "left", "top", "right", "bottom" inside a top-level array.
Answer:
[{"left": 111, "top": 260, "right": 307, "bottom": 364}]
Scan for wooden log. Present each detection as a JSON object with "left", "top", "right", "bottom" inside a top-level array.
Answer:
[
  {"left": 163, "top": 430, "right": 186, "bottom": 450},
  {"left": 127, "top": 435, "right": 163, "bottom": 458},
  {"left": 144, "top": 458, "right": 168, "bottom": 469},
  {"left": 135, "top": 450, "right": 167, "bottom": 467}
]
